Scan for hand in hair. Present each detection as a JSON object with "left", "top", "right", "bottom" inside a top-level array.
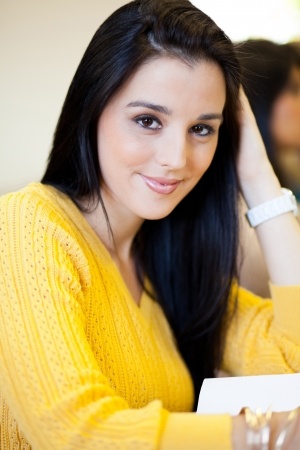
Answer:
[{"left": 236, "top": 87, "right": 274, "bottom": 189}]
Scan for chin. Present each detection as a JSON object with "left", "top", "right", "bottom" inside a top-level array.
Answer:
[{"left": 139, "top": 206, "right": 178, "bottom": 221}]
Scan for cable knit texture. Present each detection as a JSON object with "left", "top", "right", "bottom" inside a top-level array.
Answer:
[{"left": 0, "top": 183, "right": 300, "bottom": 450}]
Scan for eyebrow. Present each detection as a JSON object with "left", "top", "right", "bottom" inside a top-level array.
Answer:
[
  {"left": 126, "top": 101, "right": 223, "bottom": 122},
  {"left": 198, "top": 113, "right": 223, "bottom": 123},
  {"left": 126, "top": 101, "right": 171, "bottom": 115}
]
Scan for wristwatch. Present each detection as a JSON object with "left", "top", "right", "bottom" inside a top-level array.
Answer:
[{"left": 246, "top": 188, "right": 298, "bottom": 228}]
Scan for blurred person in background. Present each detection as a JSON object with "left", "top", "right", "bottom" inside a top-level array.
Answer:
[{"left": 237, "top": 39, "right": 300, "bottom": 297}]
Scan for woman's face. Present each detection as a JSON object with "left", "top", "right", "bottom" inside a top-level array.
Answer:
[
  {"left": 270, "top": 66, "right": 300, "bottom": 150},
  {"left": 97, "top": 56, "right": 226, "bottom": 222}
]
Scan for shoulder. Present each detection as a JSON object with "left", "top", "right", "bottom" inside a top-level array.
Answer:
[
  {"left": 0, "top": 183, "right": 87, "bottom": 259},
  {"left": 0, "top": 182, "right": 79, "bottom": 230},
  {"left": 0, "top": 183, "right": 108, "bottom": 270},
  {"left": 1, "top": 182, "right": 71, "bottom": 212},
  {"left": 0, "top": 183, "right": 94, "bottom": 282}
]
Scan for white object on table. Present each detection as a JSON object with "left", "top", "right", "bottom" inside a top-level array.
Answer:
[{"left": 197, "top": 373, "right": 300, "bottom": 415}]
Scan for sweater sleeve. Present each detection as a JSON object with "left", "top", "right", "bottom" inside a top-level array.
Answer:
[
  {"left": 0, "top": 190, "right": 234, "bottom": 450},
  {"left": 222, "top": 283, "right": 300, "bottom": 375},
  {"left": 160, "top": 412, "right": 232, "bottom": 450}
]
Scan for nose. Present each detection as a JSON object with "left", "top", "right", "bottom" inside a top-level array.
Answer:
[{"left": 155, "top": 132, "right": 188, "bottom": 169}]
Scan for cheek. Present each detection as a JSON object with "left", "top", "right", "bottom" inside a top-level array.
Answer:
[
  {"left": 98, "top": 127, "right": 146, "bottom": 173},
  {"left": 190, "top": 145, "right": 217, "bottom": 178}
]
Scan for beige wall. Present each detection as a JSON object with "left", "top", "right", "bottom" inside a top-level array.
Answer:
[{"left": 0, "top": 0, "right": 126, "bottom": 194}]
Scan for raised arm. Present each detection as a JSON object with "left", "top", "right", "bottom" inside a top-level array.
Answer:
[
  {"left": 237, "top": 89, "right": 300, "bottom": 286},
  {"left": 229, "top": 91, "right": 300, "bottom": 448}
]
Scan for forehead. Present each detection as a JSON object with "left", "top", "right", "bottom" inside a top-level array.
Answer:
[{"left": 108, "top": 56, "right": 227, "bottom": 112}]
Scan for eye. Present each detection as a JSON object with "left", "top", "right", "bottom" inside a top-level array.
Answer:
[
  {"left": 190, "top": 124, "right": 215, "bottom": 137},
  {"left": 135, "top": 115, "right": 162, "bottom": 130}
]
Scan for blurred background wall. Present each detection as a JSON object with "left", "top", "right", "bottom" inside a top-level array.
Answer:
[{"left": 1, "top": 0, "right": 300, "bottom": 194}]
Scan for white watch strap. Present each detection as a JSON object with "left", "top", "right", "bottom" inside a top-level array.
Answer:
[{"left": 246, "top": 188, "right": 298, "bottom": 228}]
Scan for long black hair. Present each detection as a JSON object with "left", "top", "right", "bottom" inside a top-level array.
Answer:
[
  {"left": 42, "top": 0, "right": 241, "bottom": 408},
  {"left": 237, "top": 39, "right": 300, "bottom": 183}
]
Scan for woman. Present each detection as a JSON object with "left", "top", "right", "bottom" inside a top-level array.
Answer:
[
  {"left": 237, "top": 39, "right": 300, "bottom": 297},
  {"left": 1, "top": 1, "right": 300, "bottom": 448}
]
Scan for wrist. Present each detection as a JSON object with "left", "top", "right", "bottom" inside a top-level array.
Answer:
[{"left": 239, "top": 164, "right": 282, "bottom": 209}]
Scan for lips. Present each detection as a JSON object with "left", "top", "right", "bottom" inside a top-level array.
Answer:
[{"left": 140, "top": 174, "right": 182, "bottom": 195}]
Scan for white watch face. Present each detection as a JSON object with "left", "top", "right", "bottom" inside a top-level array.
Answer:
[{"left": 282, "top": 188, "right": 298, "bottom": 216}]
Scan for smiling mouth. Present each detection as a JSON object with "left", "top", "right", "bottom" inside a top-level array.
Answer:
[{"left": 140, "top": 175, "right": 182, "bottom": 195}]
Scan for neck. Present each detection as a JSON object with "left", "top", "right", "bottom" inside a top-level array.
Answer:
[
  {"left": 80, "top": 194, "right": 144, "bottom": 262},
  {"left": 80, "top": 195, "right": 144, "bottom": 305}
]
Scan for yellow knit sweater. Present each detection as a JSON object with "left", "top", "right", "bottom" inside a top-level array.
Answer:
[{"left": 1, "top": 183, "right": 300, "bottom": 450}]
